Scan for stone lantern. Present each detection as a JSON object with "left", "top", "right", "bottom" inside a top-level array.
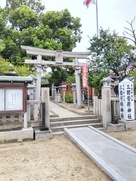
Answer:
[
  {"left": 101, "top": 76, "right": 114, "bottom": 88},
  {"left": 101, "top": 76, "right": 114, "bottom": 128}
]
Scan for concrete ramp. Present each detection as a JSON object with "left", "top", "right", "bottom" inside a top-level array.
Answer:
[{"left": 64, "top": 126, "right": 136, "bottom": 181}]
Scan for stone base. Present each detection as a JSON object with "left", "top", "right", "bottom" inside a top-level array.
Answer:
[
  {"left": 55, "top": 95, "right": 61, "bottom": 102},
  {"left": 0, "top": 127, "right": 33, "bottom": 143},
  {"left": 119, "top": 120, "right": 136, "bottom": 130},
  {"left": 35, "top": 129, "right": 52, "bottom": 140},
  {"left": 107, "top": 123, "right": 125, "bottom": 132}
]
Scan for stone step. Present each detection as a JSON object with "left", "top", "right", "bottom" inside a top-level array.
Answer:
[
  {"left": 51, "top": 123, "right": 103, "bottom": 133},
  {"left": 50, "top": 115, "right": 97, "bottom": 122},
  {"left": 50, "top": 119, "right": 100, "bottom": 127},
  {"left": 52, "top": 131, "right": 64, "bottom": 135}
]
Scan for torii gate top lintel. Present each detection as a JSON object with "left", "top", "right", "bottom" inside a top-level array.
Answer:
[{"left": 21, "top": 45, "right": 91, "bottom": 59}]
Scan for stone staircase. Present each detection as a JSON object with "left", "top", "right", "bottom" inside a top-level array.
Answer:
[{"left": 50, "top": 115, "right": 103, "bottom": 135}]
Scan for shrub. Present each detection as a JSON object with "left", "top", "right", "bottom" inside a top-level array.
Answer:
[{"left": 65, "top": 92, "right": 73, "bottom": 103}]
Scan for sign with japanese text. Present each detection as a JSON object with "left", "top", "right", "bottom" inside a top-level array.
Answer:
[
  {"left": 82, "top": 63, "right": 88, "bottom": 88},
  {"left": 0, "top": 88, "right": 24, "bottom": 113},
  {"left": 119, "top": 79, "right": 135, "bottom": 120}
]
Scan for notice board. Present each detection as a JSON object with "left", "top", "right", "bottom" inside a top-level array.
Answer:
[{"left": 0, "top": 87, "right": 24, "bottom": 113}]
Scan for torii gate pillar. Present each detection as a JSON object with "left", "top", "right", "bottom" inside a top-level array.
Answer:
[
  {"left": 35, "top": 55, "right": 42, "bottom": 102},
  {"left": 75, "top": 58, "right": 82, "bottom": 108}
]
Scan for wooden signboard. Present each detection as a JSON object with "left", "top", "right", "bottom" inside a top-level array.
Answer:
[{"left": 0, "top": 87, "right": 25, "bottom": 113}]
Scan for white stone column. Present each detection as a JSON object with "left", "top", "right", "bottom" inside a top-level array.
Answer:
[
  {"left": 102, "top": 87, "right": 111, "bottom": 128},
  {"left": 71, "top": 83, "right": 76, "bottom": 107},
  {"left": 41, "top": 88, "right": 50, "bottom": 128},
  {"left": 24, "top": 112, "right": 27, "bottom": 129},
  {"left": 51, "top": 83, "right": 55, "bottom": 98},
  {"left": 101, "top": 77, "right": 113, "bottom": 128},
  {"left": 35, "top": 55, "right": 42, "bottom": 102},
  {"left": 75, "top": 58, "right": 82, "bottom": 108}
]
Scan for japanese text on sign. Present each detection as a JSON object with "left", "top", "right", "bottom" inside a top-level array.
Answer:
[
  {"left": 82, "top": 63, "right": 88, "bottom": 88},
  {"left": 0, "top": 88, "right": 23, "bottom": 112},
  {"left": 119, "top": 79, "right": 134, "bottom": 120}
]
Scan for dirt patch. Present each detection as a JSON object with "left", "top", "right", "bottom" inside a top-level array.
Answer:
[
  {"left": 0, "top": 135, "right": 112, "bottom": 181},
  {"left": 0, "top": 129, "right": 136, "bottom": 181}
]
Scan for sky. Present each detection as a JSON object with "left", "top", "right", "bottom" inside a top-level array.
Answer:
[{"left": 0, "top": 0, "right": 136, "bottom": 52}]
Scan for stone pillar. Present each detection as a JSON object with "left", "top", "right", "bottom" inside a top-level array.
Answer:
[
  {"left": 71, "top": 83, "right": 76, "bottom": 107},
  {"left": 24, "top": 112, "right": 27, "bottom": 129},
  {"left": 74, "top": 58, "right": 82, "bottom": 108},
  {"left": 41, "top": 88, "right": 50, "bottom": 128},
  {"left": 101, "top": 77, "right": 113, "bottom": 128},
  {"left": 35, "top": 55, "right": 42, "bottom": 102},
  {"left": 62, "top": 85, "right": 66, "bottom": 103},
  {"left": 51, "top": 83, "right": 55, "bottom": 98}
]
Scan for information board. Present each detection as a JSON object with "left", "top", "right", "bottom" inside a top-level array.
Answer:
[
  {"left": 0, "top": 88, "right": 23, "bottom": 112},
  {"left": 119, "top": 79, "right": 135, "bottom": 120},
  {"left": 0, "top": 89, "right": 4, "bottom": 111},
  {"left": 6, "top": 89, "right": 23, "bottom": 111}
]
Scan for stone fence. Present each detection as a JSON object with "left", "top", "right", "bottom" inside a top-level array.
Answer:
[
  {"left": 0, "top": 100, "right": 41, "bottom": 131},
  {"left": 93, "top": 96, "right": 136, "bottom": 123},
  {"left": 0, "top": 87, "right": 50, "bottom": 131}
]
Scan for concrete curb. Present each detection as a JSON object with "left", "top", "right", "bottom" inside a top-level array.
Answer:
[
  {"left": 88, "top": 126, "right": 136, "bottom": 154},
  {"left": 64, "top": 127, "right": 127, "bottom": 181},
  {"left": 0, "top": 127, "right": 33, "bottom": 143}
]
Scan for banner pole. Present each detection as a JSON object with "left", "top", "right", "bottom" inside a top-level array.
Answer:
[{"left": 95, "top": 0, "right": 99, "bottom": 37}]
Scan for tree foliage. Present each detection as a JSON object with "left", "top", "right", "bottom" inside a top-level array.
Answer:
[
  {"left": 5, "top": 0, "right": 44, "bottom": 15},
  {"left": 48, "top": 67, "right": 74, "bottom": 86},
  {"left": 0, "top": 57, "right": 11, "bottom": 75},
  {"left": 88, "top": 28, "right": 136, "bottom": 96},
  {"left": 0, "top": 1, "right": 82, "bottom": 68},
  {"left": 14, "top": 65, "right": 35, "bottom": 76}
]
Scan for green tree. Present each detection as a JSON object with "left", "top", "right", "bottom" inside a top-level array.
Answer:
[
  {"left": 0, "top": 39, "right": 5, "bottom": 52},
  {"left": 0, "top": 57, "right": 11, "bottom": 75},
  {"left": 5, "top": 0, "right": 44, "bottom": 15},
  {"left": 40, "top": 9, "right": 82, "bottom": 51},
  {"left": 0, "top": 3, "right": 82, "bottom": 68},
  {"left": 9, "top": 5, "right": 39, "bottom": 30},
  {"left": 66, "top": 75, "right": 75, "bottom": 84},
  {"left": 14, "top": 65, "right": 35, "bottom": 76},
  {"left": 88, "top": 28, "right": 136, "bottom": 96},
  {"left": 48, "top": 67, "right": 70, "bottom": 86}
]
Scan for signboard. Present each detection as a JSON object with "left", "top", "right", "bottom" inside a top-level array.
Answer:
[
  {"left": 82, "top": 63, "right": 88, "bottom": 88},
  {"left": 119, "top": 79, "right": 135, "bottom": 120},
  {"left": 0, "top": 89, "right": 4, "bottom": 111},
  {"left": 6, "top": 89, "right": 23, "bottom": 111},
  {"left": 0, "top": 88, "right": 24, "bottom": 112}
]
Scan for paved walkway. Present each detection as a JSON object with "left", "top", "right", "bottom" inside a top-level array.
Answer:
[
  {"left": 50, "top": 100, "right": 93, "bottom": 117},
  {"left": 50, "top": 101, "right": 80, "bottom": 117},
  {"left": 65, "top": 126, "right": 136, "bottom": 181},
  {"left": 50, "top": 101, "right": 136, "bottom": 181}
]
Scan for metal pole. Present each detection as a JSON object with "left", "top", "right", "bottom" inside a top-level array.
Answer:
[{"left": 96, "top": 0, "right": 99, "bottom": 37}]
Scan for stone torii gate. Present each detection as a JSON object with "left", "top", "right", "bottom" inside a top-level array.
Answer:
[{"left": 21, "top": 45, "right": 91, "bottom": 108}]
